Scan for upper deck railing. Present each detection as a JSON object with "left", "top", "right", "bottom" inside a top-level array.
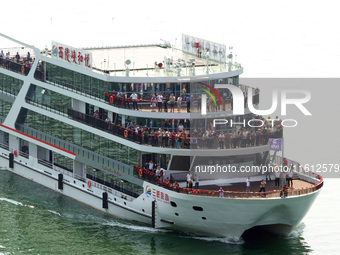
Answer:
[
  {"left": 66, "top": 107, "right": 280, "bottom": 150},
  {"left": 132, "top": 162, "right": 323, "bottom": 199},
  {"left": 0, "top": 57, "right": 31, "bottom": 75},
  {"left": 103, "top": 92, "right": 259, "bottom": 114},
  {"left": 41, "top": 46, "right": 242, "bottom": 78}
]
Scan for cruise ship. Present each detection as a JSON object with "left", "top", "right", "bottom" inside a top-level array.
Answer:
[{"left": 0, "top": 33, "right": 323, "bottom": 240}]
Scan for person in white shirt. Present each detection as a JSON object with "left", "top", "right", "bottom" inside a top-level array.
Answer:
[
  {"left": 130, "top": 91, "right": 138, "bottom": 110},
  {"left": 148, "top": 160, "right": 154, "bottom": 171},
  {"left": 157, "top": 93, "right": 163, "bottom": 112},
  {"left": 186, "top": 171, "right": 192, "bottom": 188},
  {"left": 246, "top": 177, "right": 251, "bottom": 192},
  {"left": 177, "top": 96, "right": 182, "bottom": 112}
]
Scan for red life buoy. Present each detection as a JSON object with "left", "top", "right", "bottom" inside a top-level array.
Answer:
[
  {"left": 138, "top": 168, "right": 143, "bottom": 177},
  {"left": 87, "top": 180, "right": 91, "bottom": 188},
  {"left": 14, "top": 150, "right": 18, "bottom": 157},
  {"left": 124, "top": 130, "right": 128, "bottom": 138},
  {"left": 109, "top": 96, "right": 114, "bottom": 104},
  {"left": 21, "top": 66, "right": 25, "bottom": 74}
]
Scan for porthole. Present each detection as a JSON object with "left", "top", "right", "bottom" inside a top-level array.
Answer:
[
  {"left": 124, "top": 202, "right": 126, "bottom": 205},
  {"left": 170, "top": 201, "right": 177, "bottom": 207},
  {"left": 193, "top": 206, "right": 203, "bottom": 211},
  {"left": 142, "top": 209, "right": 145, "bottom": 212},
  {"left": 202, "top": 217, "right": 206, "bottom": 220},
  {"left": 114, "top": 198, "right": 117, "bottom": 201},
  {"left": 175, "top": 213, "right": 179, "bottom": 216}
]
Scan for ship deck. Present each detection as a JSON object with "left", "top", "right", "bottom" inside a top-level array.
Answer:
[{"left": 195, "top": 178, "right": 312, "bottom": 193}]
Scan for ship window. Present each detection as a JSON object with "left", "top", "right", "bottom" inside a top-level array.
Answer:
[
  {"left": 202, "top": 217, "right": 206, "bottom": 220},
  {"left": 170, "top": 201, "right": 177, "bottom": 207},
  {"left": 169, "top": 156, "right": 191, "bottom": 171},
  {"left": 175, "top": 213, "right": 179, "bottom": 216},
  {"left": 193, "top": 206, "right": 203, "bottom": 211}
]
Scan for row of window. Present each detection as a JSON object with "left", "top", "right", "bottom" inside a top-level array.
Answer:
[
  {"left": 0, "top": 73, "right": 23, "bottom": 96},
  {"left": 21, "top": 109, "right": 139, "bottom": 166},
  {"left": 42, "top": 62, "right": 239, "bottom": 104},
  {"left": 0, "top": 98, "right": 13, "bottom": 121}
]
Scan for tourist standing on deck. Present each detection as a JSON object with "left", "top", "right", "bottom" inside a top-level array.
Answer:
[
  {"left": 287, "top": 171, "right": 293, "bottom": 187},
  {"left": 15, "top": 52, "right": 20, "bottom": 63},
  {"left": 259, "top": 179, "right": 266, "bottom": 192},
  {"left": 186, "top": 95, "right": 191, "bottom": 112},
  {"left": 194, "top": 174, "right": 199, "bottom": 189},
  {"left": 130, "top": 91, "right": 138, "bottom": 110},
  {"left": 218, "top": 131, "right": 225, "bottom": 149},
  {"left": 177, "top": 95, "right": 182, "bottom": 112},
  {"left": 157, "top": 93, "right": 163, "bottom": 112},
  {"left": 274, "top": 170, "right": 280, "bottom": 186},
  {"left": 186, "top": 171, "right": 192, "bottom": 188},
  {"left": 246, "top": 177, "right": 251, "bottom": 192},
  {"left": 124, "top": 92, "right": 130, "bottom": 109},
  {"left": 219, "top": 187, "right": 224, "bottom": 198},
  {"left": 169, "top": 94, "right": 175, "bottom": 113}
]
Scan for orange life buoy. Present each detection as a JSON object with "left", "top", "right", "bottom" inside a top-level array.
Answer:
[
  {"left": 124, "top": 130, "right": 128, "bottom": 138},
  {"left": 14, "top": 150, "right": 18, "bottom": 157},
  {"left": 87, "top": 180, "right": 91, "bottom": 188},
  {"left": 139, "top": 168, "right": 143, "bottom": 178},
  {"left": 21, "top": 66, "right": 25, "bottom": 74},
  {"left": 109, "top": 96, "right": 114, "bottom": 104}
]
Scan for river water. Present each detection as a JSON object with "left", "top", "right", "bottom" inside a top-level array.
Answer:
[{"left": 0, "top": 171, "right": 339, "bottom": 255}]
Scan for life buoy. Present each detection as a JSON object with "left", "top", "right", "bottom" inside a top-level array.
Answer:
[
  {"left": 14, "top": 150, "right": 18, "bottom": 157},
  {"left": 124, "top": 130, "right": 128, "bottom": 138},
  {"left": 21, "top": 66, "right": 25, "bottom": 74},
  {"left": 87, "top": 180, "right": 91, "bottom": 188},
  {"left": 109, "top": 96, "right": 114, "bottom": 104},
  {"left": 138, "top": 168, "right": 143, "bottom": 178}
]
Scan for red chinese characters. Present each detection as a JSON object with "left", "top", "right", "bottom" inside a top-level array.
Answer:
[
  {"left": 84, "top": 53, "right": 91, "bottom": 68},
  {"left": 151, "top": 188, "right": 169, "bottom": 204},
  {"left": 53, "top": 41, "right": 92, "bottom": 69},
  {"left": 58, "top": 47, "right": 64, "bottom": 59},
  {"left": 64, "top": 47, "right": 70, "bottom": 62},
  {"left": 78, "top": 52, "right": 84, "bottom": 64},
  {"left": 71, "top": 50, "right": 77, "bottom": 64}
]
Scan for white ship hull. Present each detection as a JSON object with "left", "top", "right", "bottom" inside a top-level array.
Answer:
[{"left": 0, "top": 153, "right": 320, "bottom": 240}]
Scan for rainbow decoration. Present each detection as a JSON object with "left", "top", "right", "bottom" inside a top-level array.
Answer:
[
  {"left": 145, "top": 185, "right": 152, "bottom": 197},
  {"left": 200, "top": 83, "right": 222, "bottom": 107}
]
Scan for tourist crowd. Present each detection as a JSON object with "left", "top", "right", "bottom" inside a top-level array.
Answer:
[{"left": 90, "top": 109, "right": 283, "bottom": 149}]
